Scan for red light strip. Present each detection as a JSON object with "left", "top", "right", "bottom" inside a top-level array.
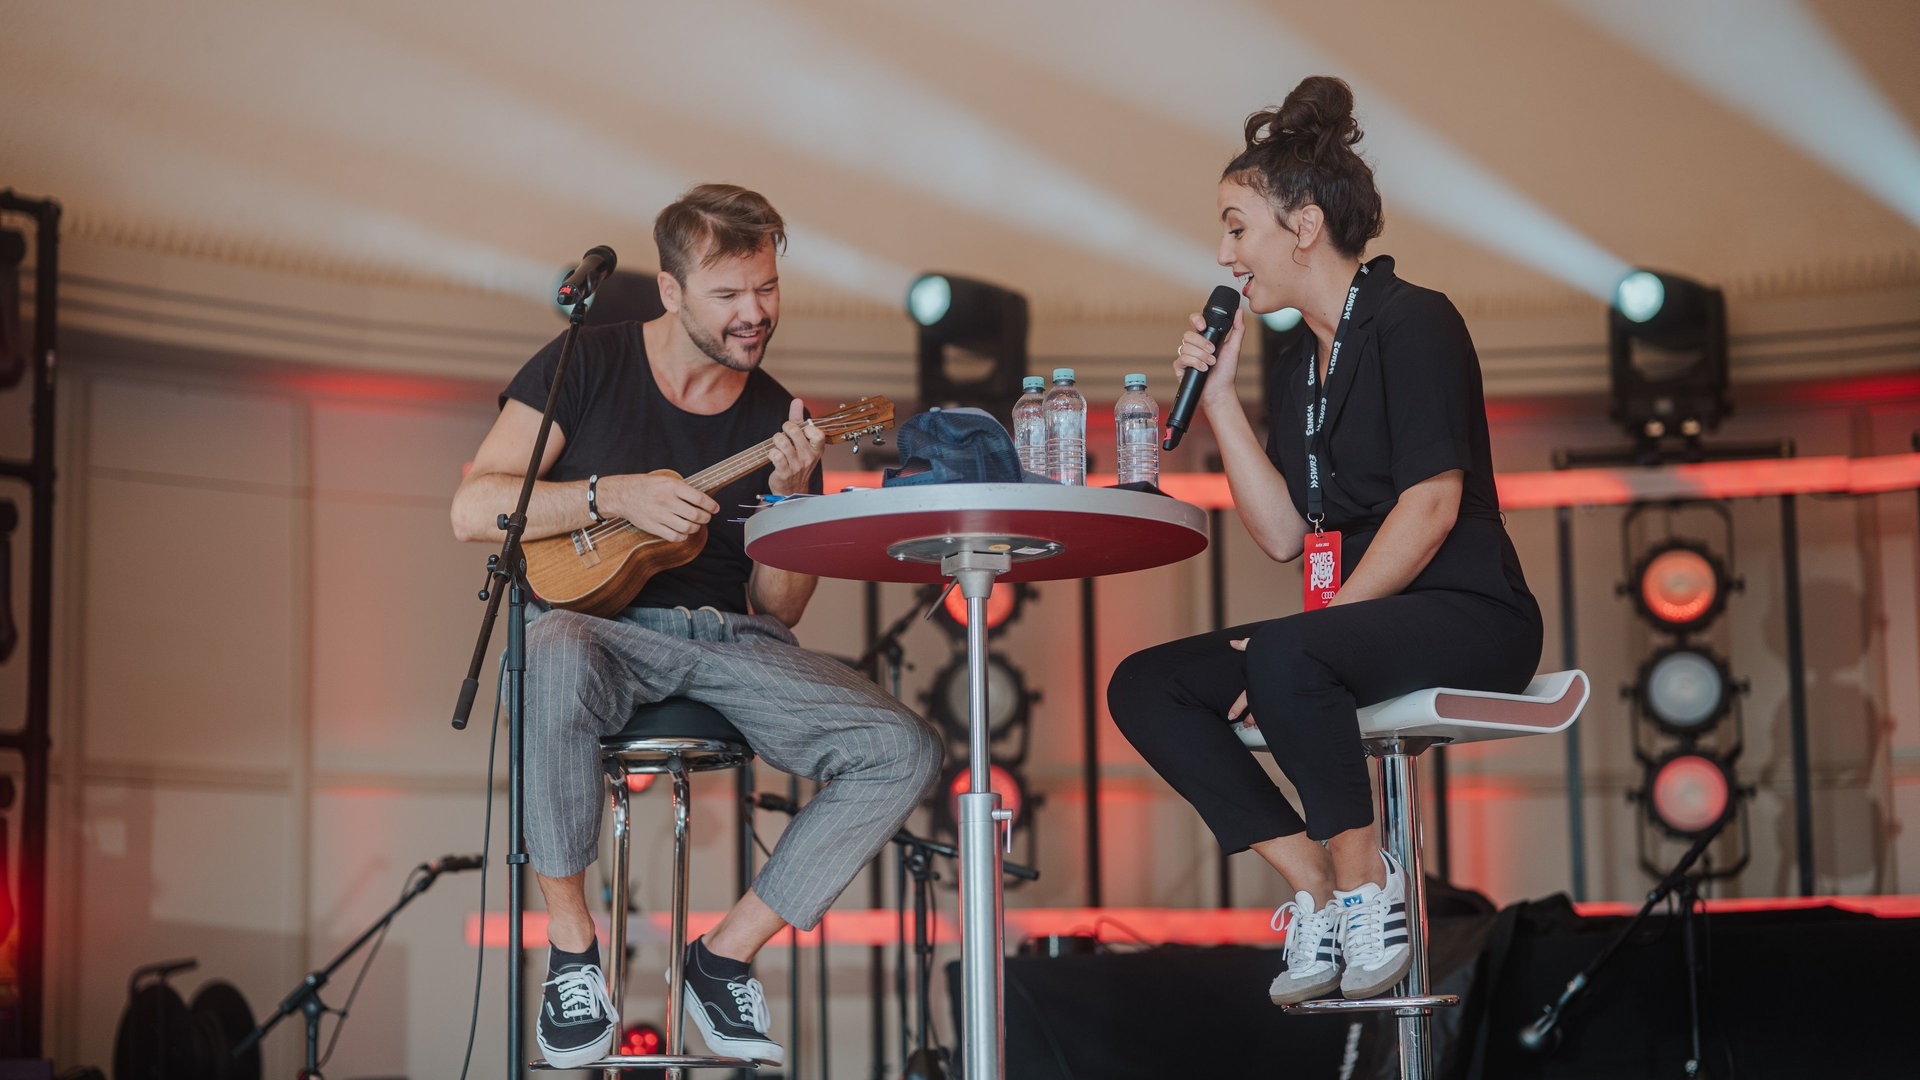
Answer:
[
  {"left": 467, "top": 896, "right": 1920, "bottom": 949},
  {"left": 825, "top": 453, "right": 1920, "bottom": 512}
]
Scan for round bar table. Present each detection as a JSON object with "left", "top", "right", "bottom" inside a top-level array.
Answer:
[{"left": 746, "top": 483, "right": 1208, "bottom": 1080}]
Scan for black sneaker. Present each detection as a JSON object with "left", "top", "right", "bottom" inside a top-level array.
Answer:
[
  {"left": 682, "top": 938, "right": 784, "bottom": 1065},
  {"left": 537, "top": 940, "right": 616, "bottom": 1068}
]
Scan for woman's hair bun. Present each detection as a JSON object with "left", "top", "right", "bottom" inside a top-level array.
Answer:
[
  {"left": 1225, "top": 75, "right": 1382, "bottom": 258},
  {"left": 1244, "top": 75, "right": 1362, "bottom": 165}
]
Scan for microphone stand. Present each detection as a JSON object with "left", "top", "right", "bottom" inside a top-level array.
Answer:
[
  {"left": 235, "top": 863, "right": 463, "bottom": 1077},
  {"left": 888, "top": 826, "right": 1038, "bottom": 1080},
  {"left": 1519, "top": 815, "right": 1730, "bottom": 1070},
  {"left": 449, "top": 298, "right": 593, "bottom": 1077}
]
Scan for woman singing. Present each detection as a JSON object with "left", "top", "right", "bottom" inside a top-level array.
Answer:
[{"left": 1107, "top": 75, "right": 1543, "bottom": 1004}]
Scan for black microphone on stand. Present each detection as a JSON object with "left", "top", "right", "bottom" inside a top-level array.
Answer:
[
  {"left": 555, "top": 245, "right": 617, "bottom": 306},
  {"left": 425, "top": 853, "right": 486, "bottom": 875},
  {"left": 745, "top": 792, "right": 801, "bottom": 816},
  {"left": 1162, "top": 285, "right": 1243, "bottom": 451}
]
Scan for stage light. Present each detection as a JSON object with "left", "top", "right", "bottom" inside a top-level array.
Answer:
[
  {"left": 944, "top": 760, "right": 1027, "bottom": 828},
  {"left": 908, "top": 274, "right": 953, "bottom": 327},
  {"left": 935, "top": 581, "right": 1027, "bottom": 637},
  {"left": 625, "top": 772, "right": 657, "bottom": 795},
  {"left": 908, "top": 273, "right": 1030, "bottom": 420},
  {"left": 620, "top": 1022, "right": 664, "bottom": 1056},
  {"left": 928, "top": 653, "right": 1034, "bottom": 754},
  {"left": 1630, "top": 539, "right": 1731, "bottom": 633},
  {"left": 1644, "top": 750, "right": 1736, "bottom": 839},
  {"left": 1260, "top": 306, "right": 1311, "bottom": 427},
  {"left": 1260, "top": 307, "right": 1302, "bottom": 332},
  {"left": 1607, "top": 268, "right": 1729, "bottom": 445},
  {"left": 617, "top": 1021, "right": 666, "bottom": 1077},
  {"left": 1634, "top": 645, "right": 1732, "bottom": 737},
  {"left": 1615, "top": 270, "right": 1665, "bottom": 324}
]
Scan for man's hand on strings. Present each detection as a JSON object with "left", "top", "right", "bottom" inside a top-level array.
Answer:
[{"left": 767, "top": 398, "right": 825, "bottom": 497}]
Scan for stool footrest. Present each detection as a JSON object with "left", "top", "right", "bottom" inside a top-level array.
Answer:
[
  {"left": 1282, "top": 994, "right": 1460, "bottom": 1016},
  {"left": 528, "top": 1054, "right": 762, "bottom": 1070}
]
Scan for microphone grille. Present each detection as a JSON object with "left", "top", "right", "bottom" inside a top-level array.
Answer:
[{"left": 1203, "top": 285, "right": 1241, "bottom": 327}]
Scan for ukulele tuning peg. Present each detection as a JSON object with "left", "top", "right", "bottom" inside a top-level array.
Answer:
[{"left": 873, "top": 435, "right": 886, "bottom": 447}]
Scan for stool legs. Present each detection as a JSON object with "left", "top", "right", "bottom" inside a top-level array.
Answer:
[
  {"left": 667, "top": 757, "right": 692, "bottom": 1078},
  {"left": 603, "top": 755, "right": 696, "bottom": 1080},
  {"left": 606, "top": 772, "right": 633, "bottom": 1080},
  {"left": 1374, "top": 739, "right": 1434, "bottom": 1080}
]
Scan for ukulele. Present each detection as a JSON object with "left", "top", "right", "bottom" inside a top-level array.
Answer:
[{"left": 521, "top": 396, "right": 894, "bottom": 617}]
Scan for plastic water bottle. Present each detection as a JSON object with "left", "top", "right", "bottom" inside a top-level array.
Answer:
[
  {"left": 1013, "top": 376, "right": 1047, "bottom": 477},
  {"left": 1115, "top": 374, "right": 1160, "bottom": 487},
  {"left": 1043, "top": 368, "right": 1086, "bottom": 485}
]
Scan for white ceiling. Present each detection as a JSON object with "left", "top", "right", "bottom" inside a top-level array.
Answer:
[{"left": 4, "top": 0, "right": 1919, "bottom": 333}]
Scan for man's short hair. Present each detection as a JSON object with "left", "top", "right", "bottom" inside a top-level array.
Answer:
[{"left": 654, "top": 184, "right": 787, "bottom": 283}]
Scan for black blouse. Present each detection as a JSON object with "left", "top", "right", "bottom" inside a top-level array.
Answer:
[{"left": 1264, "top": 256, "right": 1536, "bottom": 616}]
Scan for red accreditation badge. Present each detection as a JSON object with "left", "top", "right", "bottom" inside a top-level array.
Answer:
[{"left": 1302, "top": 530, "right": 1342, "bottom": 611}]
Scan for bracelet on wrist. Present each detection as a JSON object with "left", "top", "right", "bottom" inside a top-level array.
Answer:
[{"left": 586, "top": 474, "right": 605, "bottom": 524}]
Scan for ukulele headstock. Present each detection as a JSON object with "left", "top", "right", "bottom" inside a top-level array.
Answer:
[{"left": 816, "top": 395, "right": 895, "bottom": 453}]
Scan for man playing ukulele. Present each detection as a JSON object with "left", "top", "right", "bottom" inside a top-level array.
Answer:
[{"left": 452, "top": 184, "right": 941, "bottom": 1069}]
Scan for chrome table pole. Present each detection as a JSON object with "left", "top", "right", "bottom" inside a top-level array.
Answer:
[{"left": 945, "top": 549, "right": 1012, "bottom": 1080}]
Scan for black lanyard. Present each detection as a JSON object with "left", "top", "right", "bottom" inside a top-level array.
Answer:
[{"left": 1304, "top": 263, "right": 1372, "bottom": 531}]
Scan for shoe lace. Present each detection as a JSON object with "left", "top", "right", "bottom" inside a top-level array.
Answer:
[
  {"left": 1343, "top": 898, "right": 1388, "bottom": 965},
  {"left": 545, "top": 965, "right": 612, "bottom": 1022},
  {"left": 726, "top": 975, "right": 771, "bottom": 1032},
  {"left": 1272, "top": 900, "right": 1334, "bottom": 969}
]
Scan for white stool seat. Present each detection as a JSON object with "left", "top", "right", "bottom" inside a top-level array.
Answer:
[
  {"left": 1242, "top": 669, "right": 1591, "bottom": 1080},
  {"left": 1237, "top": 670, "right": 1589, "bottom": 750}
]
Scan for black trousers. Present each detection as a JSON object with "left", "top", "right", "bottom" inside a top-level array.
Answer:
[{"left": 1107, "top": 590, "right": 1541, "bottom": 850}]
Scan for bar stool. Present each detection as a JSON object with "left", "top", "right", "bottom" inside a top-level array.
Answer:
[
  {"left": 1239, "top": 670, "right": 1590, "bottom": 1080},
  {"left": 531, "top": 697, "right": 761, "bottom": 1078}
]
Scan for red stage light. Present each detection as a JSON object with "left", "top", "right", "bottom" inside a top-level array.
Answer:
[
  {"left": 1633, "top": 541, "right": 1729, "bottom": 631},
  {"left": 620, "top": 1021, "right": 664, "bottom": 1056},
  {"left": 942, "top": 582, "right": 1019, "bottom": 632},
  {"left": 1648, "top": 752, "right": 1734, "bottom": 838},
  {"left": 625, "top": 773, "right": 656, "bottom": 794},
  {"left": 947, "top": 762, "right": 1024, "bottom": 826}
]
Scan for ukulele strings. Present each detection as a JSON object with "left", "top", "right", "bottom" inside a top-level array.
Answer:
[{"left": 569, "top": 408, "right": 870, "bottom": 543}]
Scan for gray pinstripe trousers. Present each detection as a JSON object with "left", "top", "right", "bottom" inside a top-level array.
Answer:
[{"left": 523, "top": 604, "right": 943, "bottom": 931}]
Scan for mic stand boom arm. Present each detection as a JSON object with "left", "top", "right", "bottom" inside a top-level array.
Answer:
[
  {"left": 233, "top": 863, "right": 457, "bottom": 1075},
  {"left": 1518, "top": 817, "right": 1727, "bottom": 1054}
]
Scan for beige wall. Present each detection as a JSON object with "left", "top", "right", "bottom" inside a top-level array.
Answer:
[{"left": 20, "top": 263, "right": 1920, "bottom": 1076}]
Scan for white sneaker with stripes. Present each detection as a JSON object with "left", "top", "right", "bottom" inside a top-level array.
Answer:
[
  {"left": 1337, "top": 849, "right": 1412, "bottom": 999},
  {"left": 1267, "top": 891, "right": 1343, "bottom": 1004}
]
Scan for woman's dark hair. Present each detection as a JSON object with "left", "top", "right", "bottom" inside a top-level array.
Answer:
[{"left": 1223, "top": 76, "right": 1383, "bottom": 258}]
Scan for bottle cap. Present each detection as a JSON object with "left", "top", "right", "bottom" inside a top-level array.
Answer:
[
  {"left": 1052, "top": 368, "right": 1076, "bottom": 383},
  {"left": 1123, "top": 374, "right": 1147, "bottom": 389},
  {"left": 1022, "top": 376, "right": 1045, "bottom": 393}
]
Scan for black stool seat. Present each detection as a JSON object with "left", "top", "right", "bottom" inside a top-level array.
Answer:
[{"left": 601, "top": 698, "right": 752, "bottom": 774}]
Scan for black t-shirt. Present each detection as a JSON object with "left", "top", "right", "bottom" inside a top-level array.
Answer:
[
  {"left": 1264, "top": 256, "right": 1537, "bottom": 616},
  {"left": 501, "top": 321, "right": 821, "bottom": 613}
]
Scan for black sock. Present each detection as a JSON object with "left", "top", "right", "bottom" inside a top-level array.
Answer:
[
  {"left": 692, "top": 937, "right": 749, "bottom": 979},
  {"left": 550, "top": 938, "right": 600, "bottom": 967}
]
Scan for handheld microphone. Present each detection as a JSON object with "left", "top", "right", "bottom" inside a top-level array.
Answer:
[
  {"left": 427, "top": 853, "right": 485, "bottom": 875},
  {"left": 555, "top": 245, "right": 617, "bottom": 306},
  {"left": 745, "top": 792, "right": 801, "bottom": 816},
  {"left": 1162, "top": 285, "right": 1243, "bottom": 451}
]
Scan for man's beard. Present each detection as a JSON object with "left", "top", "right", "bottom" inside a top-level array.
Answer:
[{"left": 683, "top": 310, "right": 774, "bottom": 372}]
